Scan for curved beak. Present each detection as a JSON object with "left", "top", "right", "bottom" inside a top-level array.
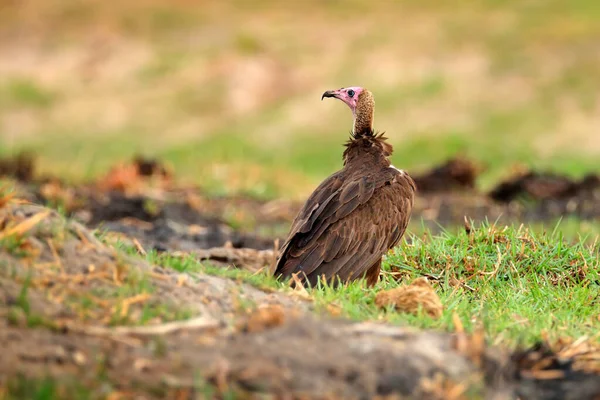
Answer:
[{"left": 321, "top": 90, "right": 338, "bottom": 101}]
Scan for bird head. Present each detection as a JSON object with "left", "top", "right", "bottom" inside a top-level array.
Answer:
[
  {"left": 321, "top": 86, "right": 366, "bottom": 116},
  {"left": 322, "top": 86, "right": 375, "bottom": 135}
]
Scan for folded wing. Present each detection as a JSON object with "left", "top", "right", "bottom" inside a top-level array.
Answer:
[{"left": 275, "top": 169, "right": 414, "bottom": 287}]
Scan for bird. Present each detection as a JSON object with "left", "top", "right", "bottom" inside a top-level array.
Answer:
[{"left": 274, "top": 86, "right": 416, "bottom": 288}]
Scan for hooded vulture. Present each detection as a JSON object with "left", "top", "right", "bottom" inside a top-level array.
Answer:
[{"left": 274, "top": 86, "right": 416, "bottom": 287}]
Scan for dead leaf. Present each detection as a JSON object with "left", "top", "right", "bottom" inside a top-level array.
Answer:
[{"left": 375, "top": 277, "right": 443, "bottom": 319}]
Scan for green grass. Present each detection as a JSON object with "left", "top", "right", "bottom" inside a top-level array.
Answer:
[
  {"left": 0, "top": 374, "right": 238, "bottom": 400},
  {"left": 0, "top": 223, "right": 194, "bottom": 329},
  {"left": 100, "top": 216, "right": 600, "bottom": 347},
  {"left": 114, "top": 243, "right": 282, "bottom": 291},
  {"left": 0, "top": 376, "right": 94, "bottom": 400},
  {"left": 406, "top": 216, "right": 600, "bottom": 246},
  {"left": 0, "top": 79, "right": 57, "bottom": 109},
  {"left": 382, "top": 222, "right": 599, "bottom": 345},
  {"left": 147, "top": 221, "right": 600, "bottom": 347}
]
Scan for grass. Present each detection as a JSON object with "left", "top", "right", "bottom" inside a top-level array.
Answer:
[
  {"left": 408, "top": 216, "right": 600, "bottom": 246},
  {"left": 146, "top": 221, "right": 600, "bottom": 347},
  {"left": 383, "top": 222, "right": 599, "bottom": 345},
  {"left": 0, "top": 79, "right": 57, "bottom": 109},
  {"left": 0, "top": 211, "right": 194, "bottom": 329},
  {"left": 113, "top": 242, "right": 283, "bottom": 295},
  {"left": 0, "top": 374, "right": 239, "bottom": 400},
  {"left": 0, "top": 376, "right": 94, "bottom": 400}
]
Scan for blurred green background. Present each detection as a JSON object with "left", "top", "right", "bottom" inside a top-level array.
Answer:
[{"left": 1, "top": 0, "right": 599, "bottom": 200}]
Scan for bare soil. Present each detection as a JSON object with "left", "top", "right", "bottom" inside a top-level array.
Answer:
[{"left": 4, "top": 153, "right": 600, "bottom": 256}]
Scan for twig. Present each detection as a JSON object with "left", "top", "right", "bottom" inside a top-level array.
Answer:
[
  {"left": 344, "top": 322, "right": 416, "bottom": 338},
  {"left": 132, "top": 238, "right": 147, "bottom": 256},
  {"left": 452, "top": 312, "right": 464, "bottom": 334},
  {"left": 162, "top": 374, "right": 196, "bottom": 389},
  {"left": 69, "top": 221, "right": 104, "bottom": 248},
  {"left": 520, "top": 370, "right": 565, "bottom": 380},
  {"left": 68, "top": 316, "right": 221, "bottom": 337},
  {"left": 113, "top": 293, "right": 151, "bottom": 318},
  {"left": 149, "top": 272, "right": 170, "bottom": 281},
  {"left": 462, "top": 283, "right": 476, "bottom": 292},
  {"left": 479, "top": 245, "right": 503, "bottom": 277},
  {"left": 46, "top": 238, "right": 64, "bottom": 274}
]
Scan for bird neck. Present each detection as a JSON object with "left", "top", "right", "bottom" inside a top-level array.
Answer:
[{"left": 352, "top": 94, "right": 375, "bottom": 137}]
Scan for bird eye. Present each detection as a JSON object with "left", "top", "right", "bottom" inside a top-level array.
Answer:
[{"left": 347, "top": 89, "right": 355, "bottom": 97}]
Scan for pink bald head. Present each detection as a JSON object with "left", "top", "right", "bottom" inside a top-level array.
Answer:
[{"left": 322, "top": 86, "right": 365, "bottom": 115}]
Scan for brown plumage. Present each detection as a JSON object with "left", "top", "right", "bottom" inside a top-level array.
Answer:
[{"left": 274, "top": 87, "right": 416, "bottom": 287}]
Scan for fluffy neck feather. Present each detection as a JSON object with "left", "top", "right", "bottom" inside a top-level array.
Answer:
[
  {"left": 343, "top": 133, "right": 393, "bottom": 166},
  {"left": 353, "top": 91, "right": 375, "bottom": 137}
]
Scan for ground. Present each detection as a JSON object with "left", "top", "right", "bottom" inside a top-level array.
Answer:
[
  {"left": 1, "top": 1, "right": 600, "bottom": 399},
  {"left": 0, "top": 156, "right": 599, "bottom": 399}
]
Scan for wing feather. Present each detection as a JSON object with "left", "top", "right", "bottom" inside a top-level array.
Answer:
[{"left": 275, "top": 168, "right": 415, "bottom": 287}]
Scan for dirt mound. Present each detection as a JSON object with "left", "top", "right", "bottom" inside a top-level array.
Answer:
[
  {"left": 413, "top": 157, "right": 480, "bottom": 193},
  {"left": 0, "top": 202, "right": 294, "bottom": 322},
  {"left": 512, "top": 340, "right": 600, "bottom": 400},
  {"left": 3, "top": 153, "right": 600, "bottom": 251},
  {"left": 0, "top": 201, "right": 480, "bottom": 398},
  {"left": 84, "top": 191, "right": 277, "bottom": 253},
  {"left": 1, "top": 201, "right": 600, "bottom": 399},
  {"left": 489, "top": 171, "right": 600, "bottom": 203},
  {"left": 0, "top": 151, "right": 35, "bottom": 182},
  {"left": 482, "top": 170, "right": 600, "bottom": 225},
  {"left": 96, "top": 155, "right": 173, "bottom": 193}
]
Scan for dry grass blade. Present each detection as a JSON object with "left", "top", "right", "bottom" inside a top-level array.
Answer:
[
  {"left": 113, "top": 293, "right": 152, "bottom": 318},
  {"left": 0, "top": 210, "right": 50, "bottom": 240},
  {"left": 479, "top": 245, "right": 503, "bottom": 277},
  {"left": 452, "top": 312, "right": 464, "bottom": 334},
  {"left": 289, "top": 273, "right": 312, "bottom": 300},
  {"left": 344, "top": 322, "right": 416, "bottom": 338},
  {"left": 0, "top": 189, "right": 15, "bottom": 209},
  {"left": 46, "top": 238, "right": 64, "bottom": 273},
  {"left": 191, "top": 247, "right": 276, "bottom": 272},
  {"left": 520, "top": 370, "right": 566, "bottom": 380},
  {"left": 68, "top": 316, "right": 221, "bottom": 337},
  {"left": 132, "top": 237, "right": 147, "bottom": 256}
]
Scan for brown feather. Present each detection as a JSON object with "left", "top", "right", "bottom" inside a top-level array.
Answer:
[{"left": 364, "top": 260, "right": 381, "bottom": 287}]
